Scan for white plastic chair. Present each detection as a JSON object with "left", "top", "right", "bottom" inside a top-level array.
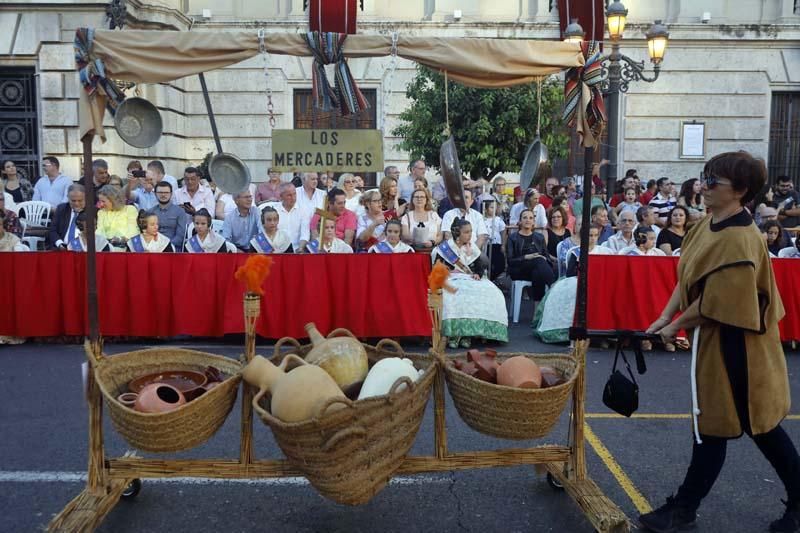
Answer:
[
  {"left": 671, "top": 248, "right": 681, "bottom": 256},
  {"left": 16, "top": 201, "right": 51, "bottom": 250},
  {"left": 16, "top": 200, "right": 51, "bottom": 226},
  {"left": 509, "top": 280, "right": 533, "bottom": 324}
]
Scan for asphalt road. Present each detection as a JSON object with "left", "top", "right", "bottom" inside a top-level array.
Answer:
[{"left": 2, "top": 320, "right": 799, "bottom": 533}]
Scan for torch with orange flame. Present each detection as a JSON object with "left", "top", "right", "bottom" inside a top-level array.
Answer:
[
  {"left": 235, "top": 255, "right": 273, "bottom": 296},
  {"left": 428, "top": 262, "right": 457, "bottom": 294}
]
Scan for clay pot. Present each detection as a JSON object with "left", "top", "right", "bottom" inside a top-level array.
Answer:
[
  {"left": 496, "top": 356, "right": 542, "bottom": 389},
  {"left": 454, "top": 359, "right": 479, "bottom": 378},
  {"left": 133, "top": 383, "right": 187, "bottom": 413},
  {"left": 540, "top": 366, "right": 565, "bottom": 388},
  {"left": 467, "top": 349, "right": 499, "bottom": 383},
  {"left": 358, "top": 358, "right": 422, "bottom": 400},
  {"left": 242, "top": 354, "right": 346, "bottom": 423},
  {"left": 304, "top": 323, "right": 369, "bottom": 395}
]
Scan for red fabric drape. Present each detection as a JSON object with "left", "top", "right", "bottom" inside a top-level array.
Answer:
[
  {"left": 557, "top": 0, "right": 606, "bottom": 44},
  {"left": 309, "top": 0, "right": 358, "bottom": 34},
  {"left": 0, "top": 253, "right": 432, "bottom": 338},
  {"left": 586, "top": 255, "right": 800, "bottom": 342}
]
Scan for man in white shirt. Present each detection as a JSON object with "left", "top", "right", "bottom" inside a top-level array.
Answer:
[
  {"left": 173, "top": 166, "right": 215, "bottom": 215},
  {"left": 399, "top": 159, "right": 426, "bottom": 202},
  {"left": 33, "top": 156, "right": 72, "bottom": 207},
  {"left": 606, "top": 210, "right": 637, "bottom": 253},
  {"left": 146, "top": 160, "right": 178, "bottom": 191},
  {"left": 441, "top": 189, "right": 489, "bottom": 248},
  {"left": 295, "top": 172, "right": 326, "bottom": 214},
  {"left": 275, "top": 183, "right": 311, "bottom": 252}
]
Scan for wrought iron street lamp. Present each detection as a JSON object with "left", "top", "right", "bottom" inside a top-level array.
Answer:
[
  {"left": 563, "top": 18, "right": 585, "bottom": 43},
  {"left": 602, "top": 3, "right": 669, "bottom": 198}
]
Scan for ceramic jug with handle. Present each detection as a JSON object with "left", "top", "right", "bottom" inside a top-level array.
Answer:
[{"left": 243, "top": 354, "right": 346, "bottom": 423}]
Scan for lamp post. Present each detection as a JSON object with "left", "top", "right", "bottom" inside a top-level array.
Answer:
[
  {"left": 602, "top": 3, "right": 669, "bottom": 199},
  {"left": 563, "top": 6, "right": 668, "bottom": 337}
]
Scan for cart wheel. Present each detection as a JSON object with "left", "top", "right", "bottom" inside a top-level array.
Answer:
[
  {"left": 121, "top": 479, "right": 142, "bottom": 500},
  {"left": 546, "top": 472, "right": 564, "bottom": 491}
]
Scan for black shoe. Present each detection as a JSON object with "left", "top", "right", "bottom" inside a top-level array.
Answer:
[
  {"left": 639, "top": 495, "right": 697, "bottom": 533},
  {"left": 770, "top": 500, "right": 800, "bottom": 532}
]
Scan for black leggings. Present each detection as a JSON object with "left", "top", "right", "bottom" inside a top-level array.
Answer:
[
  {"left": 509, "top": 258, "right": 556, "bottom": 300},
  {"left": 675, "top": 325, "right": 800, "bottom": 510}
]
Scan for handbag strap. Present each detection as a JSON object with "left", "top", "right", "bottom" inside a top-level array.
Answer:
[{"left": 612, "top": 343, "right": 637, "bottom": 385}]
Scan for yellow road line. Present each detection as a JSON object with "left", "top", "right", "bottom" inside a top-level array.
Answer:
[
  {"left": 584, "top": 421, "right": 652, "bottom": 514},
  {"left": 586, "top": 413, "right": 800, "bottom": 420}
]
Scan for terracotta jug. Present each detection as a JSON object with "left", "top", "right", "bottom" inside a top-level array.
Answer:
[
  {"left": 304, "top": 323, "right": 369, "bottom": 396},
  {"left": 132, "top": 383, "right": 187, "bottom": 413},
  {"left": 243, "top": 354, "right": 346, "bottom": 423},
  {"left": 496, "top": 356, "right": 542, "bottom": 389},
  {"left": 467, "top": 349, "right": 499, "bottom": 383}
]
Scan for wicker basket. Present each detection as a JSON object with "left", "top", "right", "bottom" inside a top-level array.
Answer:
[
  {"left": 92, "top": 346, "right": 242, "bottom": 453},
  {"left": 444, "top": 352, "right": 578, "bottom": 440},
  {"left": 256, "top": 336, "right": 435, "bottom": 505}
]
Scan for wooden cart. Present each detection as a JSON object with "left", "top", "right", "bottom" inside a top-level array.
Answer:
[{"left": 49, "top": 28, "right": 628, "bottom": 532}]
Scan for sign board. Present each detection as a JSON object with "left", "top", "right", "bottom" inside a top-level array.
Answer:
[
  {"left": 679, "top": 121, "right": 705, "bottom": 159},
  {"left": 271, "top": 129, "right": 384, "bottom": 172}
]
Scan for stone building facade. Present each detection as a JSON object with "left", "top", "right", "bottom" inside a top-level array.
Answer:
[{"left": 0, "top": 0, "right": 798, "bottom": 186}]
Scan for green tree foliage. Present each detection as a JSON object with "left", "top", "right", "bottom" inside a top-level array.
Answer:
[{"left": 392, "top": 66, "right": 569, "bottom": 179}]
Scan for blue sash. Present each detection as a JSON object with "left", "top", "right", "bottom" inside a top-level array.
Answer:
[
  {"left": 306, "top": 239, "right": 319, "bottom": 254},
  {"left": 436, "top": 241, "right": 460, "bottom": 265},
  {"left": 254, "top": 232, "right": 274, "bottom": 253},
  {"left": 375, "top": 241, "right": 393, "bottom": 254},
  {"left": 129, "top": 235, "right": 145, "bottom": 252},
  {"left": 188, "top": 235, "right": 204, "bottom": 253}
]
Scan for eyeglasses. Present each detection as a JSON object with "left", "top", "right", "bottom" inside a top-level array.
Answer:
[{"left": 703, "top": 174, "right": 730, "bottom": 189}]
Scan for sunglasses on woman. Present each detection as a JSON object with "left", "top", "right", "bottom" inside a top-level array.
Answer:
[{"left": 703, "top": 174, "right": 731, "bottom": 189}]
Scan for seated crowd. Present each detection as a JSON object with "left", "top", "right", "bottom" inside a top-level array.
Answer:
[{"left": 2, "top": 156, "right": 798, "bottom": 264}]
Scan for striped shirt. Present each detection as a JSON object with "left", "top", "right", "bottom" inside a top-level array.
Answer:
[{"left": 648, "top": 193, "right": 676, "bottom": 222}]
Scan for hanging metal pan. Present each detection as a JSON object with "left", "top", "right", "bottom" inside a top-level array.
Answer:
[
  {"left": 519, "top": 137, "right": 549, "bottom": 193},
  {"left": 209, "top": 152, "right": 252, "bottom": 195},
  {"left": 198, "top": 72, "right": 252, "bottom": 195},
  {"left": 440, "top": 135, "right": 466, "bottom": 210},
  {"left": 114, "top": 97, "right": 163, "bottom": 149}
]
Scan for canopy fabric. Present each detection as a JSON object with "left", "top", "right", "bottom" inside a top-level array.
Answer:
[{"left": 78, "top": 29, "right": 585, "bottom": 140}]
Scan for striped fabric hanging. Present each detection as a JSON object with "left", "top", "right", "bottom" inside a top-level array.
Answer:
[
  {"left": 74, "top": 28, "right": 126, "bottom": 115},
  {"left": 562, "top": 41, "right": 606, "bottom": 148},
  {"left": 304, "top": 31, "right": 369, "bottom": 117}
]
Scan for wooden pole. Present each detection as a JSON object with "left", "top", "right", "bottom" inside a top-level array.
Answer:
[
  {"left": 81, "top": 135, "right": 106, "bottom": 493},
  {"left": 428, "top": 290, "right": 448, "bottom": 459},
  {"left": 240, "top": 294, "right": 260, "bottom": 466},
  {"left": 569, "top": 340, "right": 588, "bottom": 480},
  {"left": 83, "top": 137, "right": 99, "bottom": 341}
]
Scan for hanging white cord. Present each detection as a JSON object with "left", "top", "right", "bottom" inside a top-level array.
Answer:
[
  {"left": 381, "top": 32, "right": 399, "bottom": 162},
  {"left": 380, "top": 32, "right": 399, "bottom": 134},
  {"left": 258, "top": 29, "right": 276, "bottom": 129},
  {"left": 444, "top": 70, "right": 450, "bottom": 136},
  {"left": 690, "top": 326, "right": 703, "bottom": 444},
  {"left": 536, "top": 78, "right": 542, "bottom": 138}
]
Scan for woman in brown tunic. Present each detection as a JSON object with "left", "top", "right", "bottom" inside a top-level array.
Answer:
[{"left": 640, "top": 151, "right": 800, "bottom": 533}]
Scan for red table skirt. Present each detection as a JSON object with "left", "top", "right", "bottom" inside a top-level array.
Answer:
[
  {"left": 0, "top": 252, "right": 433, "bottom": 339},
  {"left": 587, "top": 255, "right": 800, "bottom": 342}
]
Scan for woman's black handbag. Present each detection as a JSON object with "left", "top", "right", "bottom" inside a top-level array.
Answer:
[{"left": 602, "top": 344, "right": 639, "bottom": 417}]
